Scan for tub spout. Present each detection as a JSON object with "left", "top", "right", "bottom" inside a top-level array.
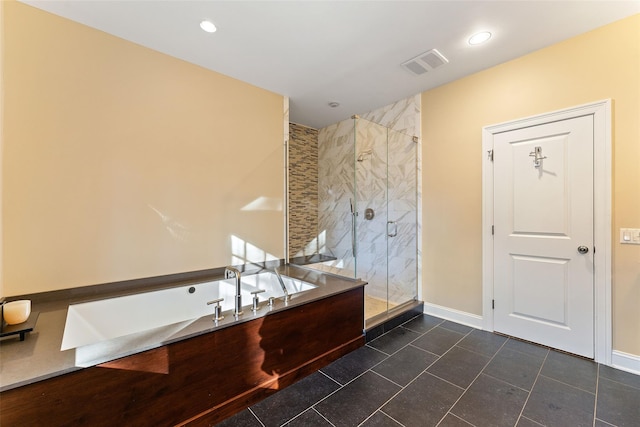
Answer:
[
  {"left": 274, "top": 267, "right": 290, "bottom": 302},
  {"left": 225, "top": 266, "right": 243, "bottom": 316}
]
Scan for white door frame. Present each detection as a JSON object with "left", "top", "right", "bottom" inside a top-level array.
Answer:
[{"left": 482, "top": 100, "right": 612, "bottom": 364}]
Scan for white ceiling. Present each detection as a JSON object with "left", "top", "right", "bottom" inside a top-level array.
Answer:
[{"left": 21, "top": 1, "right": 640, "bottom": 129}]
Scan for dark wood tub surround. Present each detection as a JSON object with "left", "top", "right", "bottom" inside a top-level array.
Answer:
[{"left": 0, "top": 288, "right": 364, "bottom": 426}]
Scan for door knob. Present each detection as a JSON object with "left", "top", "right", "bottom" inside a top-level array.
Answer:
[{"left": 577, "top": 246, "right": 589, "bottom": 254}]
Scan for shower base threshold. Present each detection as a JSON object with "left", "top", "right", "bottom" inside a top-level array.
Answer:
[{"left": 364, "top": 300, "right": 424, "bottom": 342}]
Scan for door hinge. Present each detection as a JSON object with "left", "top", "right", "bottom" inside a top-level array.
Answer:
[
  {"left": 491, "top": 225, "right": 494, "bottom": 235},
  {"left": 593, "top": 246, "right": 596, "bottom": 254},
  {"left": 488, "top": 150, "right": 494, "bottom": 162},
  {"left": 492, "top": 299, "right": 495, "bottom": 309}
]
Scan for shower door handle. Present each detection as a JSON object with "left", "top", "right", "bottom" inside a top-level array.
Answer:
[
  {"left": 351, "top": 214, "right": 357, "bottom": 257},
  {"left": 350, "top": 199, "right": 357, "bottom": 257},
  {"left": 387, "top": 221, "right": 398, "bottom": 237}
]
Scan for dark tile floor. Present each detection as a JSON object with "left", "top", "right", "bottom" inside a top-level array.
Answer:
[{"left": 216, "top": 314, "right": 640, "bottom": 427}]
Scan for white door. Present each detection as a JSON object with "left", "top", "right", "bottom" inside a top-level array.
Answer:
[{"left": 493, "top": 115, "right": 594, "bottom": 358}]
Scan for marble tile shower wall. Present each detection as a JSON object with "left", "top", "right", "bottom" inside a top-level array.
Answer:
[
  {"left": 318, "top": 95, "right": 420, "bottom": 304},
  {"left": 360, "top": 95, "right": 420, "bottom": 137},
  {"left": 354, "top": 121, "right": 388, "bottom": 300},
  {"left": 288, "top": 123, "right": 319, "bottom": 258},
  {"left": 317, "top": 120, "right": 356, "bottom": 270}
]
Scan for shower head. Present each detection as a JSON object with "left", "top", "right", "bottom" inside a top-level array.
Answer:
[{"left": 357, "top": 149, "right": 373, "bottom": 162}]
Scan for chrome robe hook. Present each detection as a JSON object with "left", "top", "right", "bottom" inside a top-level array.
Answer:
[{"left": 529, "top": 146, "right": 547, "bottom": 168}]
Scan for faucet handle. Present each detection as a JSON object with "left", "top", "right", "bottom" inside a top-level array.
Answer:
[
  {"left": 207, "top": 298, "right": 224, "bottom": 322},
  {"left": 250, "top": 289, "right": 265, "bottom": 312}
]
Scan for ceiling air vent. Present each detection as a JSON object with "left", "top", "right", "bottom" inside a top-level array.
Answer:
[{"left": 402, "top": 49, "right": 449, "bottom": 75}]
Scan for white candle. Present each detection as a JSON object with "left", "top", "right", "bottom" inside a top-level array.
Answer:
[{"left": 3, "top": 300, "right": 31, "bottom": 325}]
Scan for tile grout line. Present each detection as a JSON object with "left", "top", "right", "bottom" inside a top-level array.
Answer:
[
  {"left": 274, "top": 399, "right": 337, "bottom": 427},
  {"left": 378, "top": 319, "right": 470, "bottom": 390},
  {"left": 352, "top": 368, "right": 415, "bottom": 427},
  {"left": 354, "top": 342, "right": 457, "bottom": 425},
  {"left": 368, "top": 321, "right": 443, "bottom": 358},
  {"left": 445, "top": 412, "right": 475, "bottom": 426},
  {"left": 594, "top": 417, "right": 618, "bottom": 426},
  {"left": 317, "top": 368, "right": 344, "bottom": 387},
  {"left": 256, "top": 366, "right": 362, "bottom": 426},
  {"left": 248, "top": 407, "right": 266, "bottom": 427},
  {"left": 400, "top": 315, "right": 443, "bottom": 330},
  {"left": 275, "top": 406, "right": 335, "bottom": 427},
  {"left": 360, "top": 327, "right": 476, "bottom": 427},
  {"left": 313, "top": 367, "right": 403, "bottom": 427},
  {"left": 598, "top": 375, "right": 640, "bottom": 391},
  {"left": 519, "top": 416, "right": 545, "bottom": 426},
  {"left": 536, "top": 373, "right": 598, "bottom": 395},
  {"left": 480, "top": 370, "right": 535, "bottom": 394},
  {"left": 304, "top": 373, "right": 362, "bottom": 421},
  {"left": 311, "top": 344, "right": 405, "bottom": 420},
  {"left": 378, "top": 409, "right": 407, "bottom": 427},
  {"left": 423, "top": 371, "right": 467, "bottom": 392},
  {"left": 514, "top": 347, "right": 550, "bottom": 426},
  {"left": 356, "top": 408, "right": 405, "bottom": 427},
  {"left": 456, "top": 340, "right": 511, "bottom": 359},
  {"left": 498, "top": 338, "right": 551, "bottom": 359},
  {"left": 310, "top": 374, "right": 360, "bottom": 409},
  {"left": 438, "top": 321, "right": 476, "bottom": 335},
  {"left": 407, "top": 343, "right": 441, "bottom": 358},
  {"left": 307, "top": 407, "right": 336, "bottom": 427},
  {"left": 365, "top": 342, "right": 399, "bottom": 358},
  {"left": 434, "top": 335, "right": 511, "bottom": 427},
  {"left": 366, "top": 321, "right": 443, "bottom": 368}
]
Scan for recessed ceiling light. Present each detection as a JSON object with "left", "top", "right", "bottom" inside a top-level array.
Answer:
[
  {"left": 200, "top": 20, "right": 217, "bottom": 33},
  {"left": 468, "top": 31, "right": 492, "bottom": 45}
]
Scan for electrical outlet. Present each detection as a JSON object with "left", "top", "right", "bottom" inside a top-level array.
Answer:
[{"left": 620, "top": 228, "right": 640, "bottom": 245}]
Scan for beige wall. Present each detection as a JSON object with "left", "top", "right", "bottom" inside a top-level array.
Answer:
[
  {"left": 422, "top": 14, "right": 640, "bottom": 355},
  {"left": 1, "top": 2, "right": 285, "bottom": 296},
  {"left": 0, "top": 2, "right": 5, "bottom": 299}
]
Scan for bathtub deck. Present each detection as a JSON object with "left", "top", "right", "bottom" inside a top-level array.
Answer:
[{"left": 0, "top": 287, "right": 365, "bottom": 426}]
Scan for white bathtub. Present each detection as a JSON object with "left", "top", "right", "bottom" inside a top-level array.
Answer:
[{"left": 61, "top": 272, "right": 317, "bottom": 353}]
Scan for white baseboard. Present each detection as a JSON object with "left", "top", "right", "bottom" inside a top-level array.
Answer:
[
  {"left": 423, "top": 302, "right": 483, "bottom": 330},
  {"left": 611, "top": 350, "right": 640, "bottom": 375}
]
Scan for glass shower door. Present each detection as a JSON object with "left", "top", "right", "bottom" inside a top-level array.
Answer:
[
  {"left": 385, "top": 128, "right": 418, "bottom": 313},
  {"left": 300, "top": 116, "right": 417, "bottom": 325},
  {"left": 355, "top": 119, "right": 418, "bottom": 322}
]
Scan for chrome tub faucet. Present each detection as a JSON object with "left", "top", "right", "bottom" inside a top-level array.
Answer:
[
  {"left": 274, "top": 266, "right": 290, "bottom": 302},
  {"left": 225, "top": 266, "right": 243, "bottom": 317}
]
